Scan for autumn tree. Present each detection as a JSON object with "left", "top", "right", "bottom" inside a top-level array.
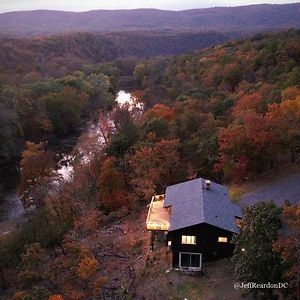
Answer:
[
  {"left": 97, "top": 111, "right": 114, "bottom": 146},
  {"left": 267, "top": 96, "right": 300, "bottom": 163},
  {"left": 97, "top": 156, "right": 126, "bottom": 212},
  {"left": 215, "top": 111, "right": 273, "bottom": 181},
  {"left": 49, "top": 295, "right": 64, "bottom": 300},
  {"left": 141, "top": 104, "right": 176, "bottom": 139},
  {"left": 281, "top": 86, "right": 300, "bottom": 101},
  {"left": 273, "top": 204, "right": 300, "bottom": 298},
  {"left": 58, "top": 230, "right": 100, "bottom": 298},
  {"left": 19, "top": 142, "right": 54, "bottom": 208},
  {"left": 129, "top": 139, "right": 181, "bottom": 200},
  {"left": 232, "top": 93, "right": 264, "bottom": 117},
  {"left": 76, "top": 257, "right": 98, "bottom": 281},
  {"left": 18, "top": 243, "right": 47, "bottom": 288}
]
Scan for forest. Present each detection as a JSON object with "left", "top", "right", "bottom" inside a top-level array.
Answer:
[
  {"left": 0, "top": 3, "right": 299, "bottom": 36},
  {"left": 0, "top": 31, "right": 230, "bottom": 86},
  {"left": 0, "top": 29, "right": 300, "bottom": 299}
]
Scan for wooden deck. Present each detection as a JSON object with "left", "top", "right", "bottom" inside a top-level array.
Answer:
[{"left": 146, "top": 195, "right": 170, "bottom": 231}]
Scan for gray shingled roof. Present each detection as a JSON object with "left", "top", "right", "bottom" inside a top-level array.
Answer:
[{"left": 163, "top": 178, "right": 242, "bottom": 233}]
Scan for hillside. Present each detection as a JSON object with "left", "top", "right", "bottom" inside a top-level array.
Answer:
[
  {"left": 0, "top": 3, "right": 300, "bottom": 36},
  {"left": 120, "top": 30, "right": 300, "bottom": 181},
  {"left": 0, "top": 31, "right": 230, "bottom": 84},
  {"left": 0, "top": 30, "right": 300, "bottom": 299}
]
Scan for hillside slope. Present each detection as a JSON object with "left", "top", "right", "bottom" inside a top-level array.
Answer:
[
  {"left": 0, "top": 3, "right": 300, "bottom": 36},
  {"left": 0, "top": 31, "right": 229, "bottom": 83}
]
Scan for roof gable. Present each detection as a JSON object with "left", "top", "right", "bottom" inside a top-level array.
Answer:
[{"left": 164, "top": 178, "right": 242, "bottom": 233}]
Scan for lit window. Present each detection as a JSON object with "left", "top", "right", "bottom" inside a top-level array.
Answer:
[
  {"left": 167, "top": 241, "right": 172, "bottom": 246},
  {"left": 181, "top": 235, "right": 196, "bottom": 245},
  {"left": 218, "top": 237, "right": 228, "bottom": 243}
]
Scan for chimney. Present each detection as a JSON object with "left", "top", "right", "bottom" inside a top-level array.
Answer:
[{"left": 205, "top": 180, "right": 211, "bottom": 190}]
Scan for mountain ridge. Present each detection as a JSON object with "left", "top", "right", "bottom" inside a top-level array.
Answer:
[{"left": 0, "top": 3, "right": 299, "bottom": 36}]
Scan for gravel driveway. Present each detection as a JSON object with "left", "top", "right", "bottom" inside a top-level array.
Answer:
[{"left": 238, "top": 171, "right": 300, "bottom": 209}]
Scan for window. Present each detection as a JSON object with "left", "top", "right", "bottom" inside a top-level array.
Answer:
[
  {"left": 179, "top": 252, "right": 202, "bottom": 269},
  {"left": 181, "top": 235, "right": 196, "bottom": 245},
  {"left": 218, "top": 237, "right": 228, "bottom": 243}
]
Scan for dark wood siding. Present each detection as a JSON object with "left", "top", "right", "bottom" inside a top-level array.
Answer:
[{"left": 167, "top": 223, "right": 235, "bottom": 267}]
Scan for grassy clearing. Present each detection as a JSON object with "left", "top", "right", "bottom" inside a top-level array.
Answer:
[
  {"left": 229, "top": 185, "right": 248, "bottom": 203},
  {"left": 166, "top": 259, "right": 251, "bottom": 300}
]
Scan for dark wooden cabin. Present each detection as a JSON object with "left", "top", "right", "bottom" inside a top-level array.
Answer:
[{"left": 146, "top": 178, "right": 242, "bottom": 271}]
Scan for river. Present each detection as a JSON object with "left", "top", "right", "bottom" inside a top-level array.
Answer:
[{"left": 0, "top": 91, "right": 141, "bottom": 235}]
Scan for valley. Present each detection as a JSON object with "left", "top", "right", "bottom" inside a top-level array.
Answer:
[{"left": 0, "top": 3, "right": 299, "bottom": 299}]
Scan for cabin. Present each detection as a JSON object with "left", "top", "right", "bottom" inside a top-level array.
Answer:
[{"left": 146, "top": 178, "right": 242, "bottom": 272}]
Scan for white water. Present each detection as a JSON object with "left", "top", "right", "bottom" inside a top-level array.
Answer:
[
  {"left": 116, "top": 90, "right": 143, "bottom": 110},
  {"left": 55, "top": 90, "right": 141, "bottom": 181}
]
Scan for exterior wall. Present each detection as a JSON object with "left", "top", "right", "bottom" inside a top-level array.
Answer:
[{"left": 167, "top": 223, "right": 235, "bottom": 268}]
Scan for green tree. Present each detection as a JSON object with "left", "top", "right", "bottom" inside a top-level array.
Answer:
[
  {"left": 232, "top": 202, "right": 283, "bottom": 299},
  {"left": 0, "top": 87, "right": 21, "bottom": 163},
  {"left": 42, "top": 87, "right": 88, "bottom": 134},
  {"left": 18, "top": 243, "right": 47, "bottom": 289},
  {"left": 0, "top": 236, "right": 16, "bottom": 289},
  {"left": 106, "top": 108, "right": 139, "bottom": 157},
  {"left": 21, "top": 285, "right": 50, "bottom": 300}
]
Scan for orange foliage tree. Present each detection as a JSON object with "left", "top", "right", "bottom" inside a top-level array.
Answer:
[
  {"left": 267, "top": 96, "right": 300, "bottom": 163},
  {"left": 129, "top": 139, "right": 181, "bottom": 200},
  {"left": 273, "top": 205, "right": 300, "bottom": 298},
  {"left": 232, "top": 93, "right": 264, "bottom": 117},
  {"left": 144, "top": 103, "right": 176, "bottom": 121},
  {"left": 97, "top": 156, "right": 127, "bottom": 211},
  {"left": 19, "top": 142, "right": 54, "bottom": 208},
  {"left": 215, "top": 111, "right": 273, "bottom": 181}
]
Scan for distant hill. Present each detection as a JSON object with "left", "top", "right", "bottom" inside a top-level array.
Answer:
[
  {"left": 0, "top": 3, "right": 300, "bottom": 36},
  {"left": 0, "top": 31, "right": 230, "bottom": 83}
]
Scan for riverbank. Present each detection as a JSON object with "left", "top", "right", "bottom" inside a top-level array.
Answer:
[{"left": 0, "top": 90, "right": 136, "bottom": 235}]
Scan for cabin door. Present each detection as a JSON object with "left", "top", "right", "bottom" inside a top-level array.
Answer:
[{"left": 179, "top": 252, "right": 202, "bottom": 269}]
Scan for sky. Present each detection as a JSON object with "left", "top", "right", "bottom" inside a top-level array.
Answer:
[{"left": 0, "top": 0, "right": 298, "bottom": 13}]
